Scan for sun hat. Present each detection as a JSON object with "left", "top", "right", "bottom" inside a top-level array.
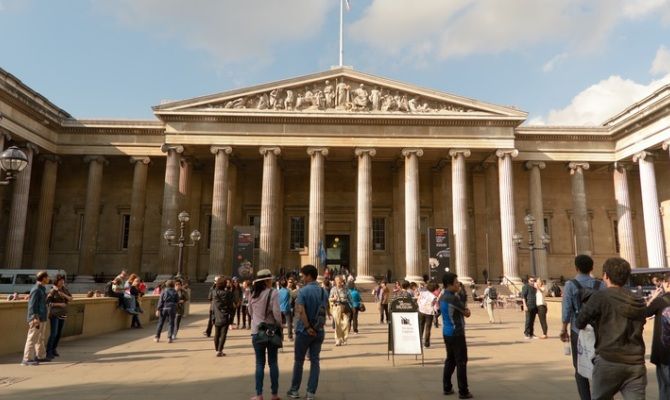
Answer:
[{"left": 252, "top": 269, "right": 274, "bottom": 284}]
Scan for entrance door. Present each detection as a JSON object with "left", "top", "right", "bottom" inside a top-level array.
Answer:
[{"left": 325, "top": 234, "right": 350, "bottom": 274}]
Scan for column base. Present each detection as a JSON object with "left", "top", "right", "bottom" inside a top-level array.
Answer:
[
  {"left": 404, "top": 274, "right": 424, "bottom": 284},
  {"left": 74, "top": 275, "right": 95, "bottom": 283},
  {"left": 153, "top": 274, "right": 174, "bottom": 283},
  {"left": 458, "top": 276, "right": 474, "bottom": 286},
  {"left": 205, "top": 274, "right": 218, "bottom": 283},
  {"left": 355, "top": 274, "right": 376, "bottom": 283}
]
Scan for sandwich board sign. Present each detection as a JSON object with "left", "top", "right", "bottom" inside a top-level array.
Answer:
[{"left": 387, "top": 297, "right": 424, "bottom": 366}]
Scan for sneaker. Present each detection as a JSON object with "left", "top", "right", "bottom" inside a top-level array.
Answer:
[
  {"left": 168, "top": 338, "right": 173, "bottom": 343},
  {"left": 306, "top": 392, "right": 315, "bottom": 400},
  {"left": 216, "top": 351, "right": 223, "bottom": 357},
  {"left": 458, "top": 393, "right": 474, "bottom": 399},
  {"left": 154, "top": 337, "right": 160, "bottom": 343},
  {"left": 36, "top": 357, "right": 52, "bottom": 362},
  {"left": 286, "top": 389, "right": 300, "bottom": 399},
  {"left": 531, "top": 336, "right": 539, "bottom": 340},
  {"left": 524, "top": 335, "right": 531, "bottom": 340},
  {"left": 52, "top": 351, "right": 60, "bottom": 357},
  {"left": 424, "top": 342, "right": 430, "bottom": 348},
  {"left": 540, "top": 335, "right": 548, "bottom": 339},
  {"left": 21, "top": 360, "right": 39, "bottom": 366},
  {"left": 443, "top": 389, "right": 454, "bottom": 395}
]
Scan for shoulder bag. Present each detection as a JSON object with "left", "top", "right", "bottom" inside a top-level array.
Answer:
[{"left": 253, "top": 289, "right": 283, "bottom": 348}]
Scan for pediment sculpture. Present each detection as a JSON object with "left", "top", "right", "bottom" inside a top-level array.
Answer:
[{"left": 199, "top": 78, "right": 481, "bottom": 114}]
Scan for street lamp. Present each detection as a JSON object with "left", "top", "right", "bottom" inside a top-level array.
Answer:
[
  {"left": 0, "top": 146, "right": 29, "bottom": 185},
  {"left": 163, "top": 211, "right": 201, "bottom": 278},
  {"left": 513, "top": 214, "right": 551, "bottom": 277}
]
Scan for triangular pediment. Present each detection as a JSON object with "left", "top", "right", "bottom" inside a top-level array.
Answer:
[{"left": 153, "top": 67, "right": 526, "bottom": 121}]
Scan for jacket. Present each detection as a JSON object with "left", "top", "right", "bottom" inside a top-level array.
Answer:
[
  {"left": 440, "top": 289, "right": 467, "bottom": 336},
  {"left": 157, "top": 288, "right": 179, "bottom": 313},
  {"left": 27, "top": 283, "right": 47, "bottom": 322},
  {"left": 212, "top": 288, "right": 235, "bottom": 326},
  {"left": 575, "top": 286, "right": 646, "bottom": 364}
]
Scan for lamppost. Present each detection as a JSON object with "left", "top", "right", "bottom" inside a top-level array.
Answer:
[
  {"left": 0, "top": 146, "right": 30, "bottom": 185},
  {"left": 513, "top": 214, "right": 551, "bottom": 277},
  {"left": 163, "top": 211, "right": 201, "bottom": 278}
]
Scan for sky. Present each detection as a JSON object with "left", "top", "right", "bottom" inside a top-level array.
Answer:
[{"left": 1, "top": 0, "right": 670, "bottom": 126}]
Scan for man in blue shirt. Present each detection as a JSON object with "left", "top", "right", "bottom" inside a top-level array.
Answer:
[
  {"left": 440, "top": 272, "right": 473, "bottom": 399},
  {"left": 21, "top": 271, "right": 49, "bottom": 365},
  {"left": 287, "top": 265, "right": 330, "bottom": 400},
  {"left": 560, "top": 255, "right": 605, "bottom": 400},
  {"left": 278, "top": 279, "right": 293, "bottom": 340}
]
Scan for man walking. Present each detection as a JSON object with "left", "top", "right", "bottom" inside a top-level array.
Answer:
[
  {"left": 575, "top": 257, "right": 647, "bottom": 399},
  {"left": 440, "top": 272, "right": 473, "bottom": 399},
  {"left": 155, "top": 280, "right": 179, "bottom": 343},
  {"left": 520, "top": 277, "right": 538, "bottom": 339},
  {"left": 287, "top": 265, "right": 330, "bottom": 400},
  {"left": 645, "top": 273, "right": 670, "bottom": 398},
  {"left": 21, "top": 271, "right": 50, "bottom": 365},
  {"left": 278, "top": 279, "right": 294, "bottom": 340},
  {"left": 560, "top": 255, "right": 604, "bottom": 400}
]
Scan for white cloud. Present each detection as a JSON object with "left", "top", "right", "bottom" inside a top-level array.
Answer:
[
  {"left": 651, "top": 46, "right": 670, "bottom": 76},
  {"left": 95, "top": 0, "right": 332, "bottom": 64},
  {"left": 350, "top": 0, "right": 669, "bottom": 61},
  {"left": 543, "top": 53, "right": 569, "bottom": 72}
]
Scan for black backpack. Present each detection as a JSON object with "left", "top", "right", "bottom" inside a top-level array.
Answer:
[
  {"left": 488, "top": 287, "right": 498, "bottom": 300},
  {"left": 570, "top": 279, "right": 602, "bottom": 315}
]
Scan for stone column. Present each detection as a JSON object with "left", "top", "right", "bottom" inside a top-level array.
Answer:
[
  {"left": 157, "top": 144, "right": 184, "bottom": 278},
  {"left": 307, "top": 147, "right": 329, "bottom": 270},
  {"left": 525, "top": 161, "right": 548, "bottom": 279},
  {"left": 127, "top": 157, "right": 151, "bottom": 273},
  {"left": 208, "top": 146, "right": 233, "bottom": 281},
  {"left": 496, "top": 149, "right": 520, "bottom": 285},
  {"left": 402, "top": 148, "right": 423, "bottom": 282},
  {"left": 633, "top": 151, "right": 666, "bottom": 268},
  {"left": 4, "top": 144, "right": 36, "bottom": 269},
  {"left": 484, "top": 163, "right": 502, "bottom": 281},
  {"left": 31, "top": 155, "right": 60, "bottom": 269},
  {"left": 355, "top": 148, "right": 375, "bottom": 282},
  {"left": 0, "top": 132, "right": 9, "bottom": 212},
  {"left": 179, "top": 158, "right": 192, "bottom": 212},
  {"left": 76, "top": 156, "right": 106, "bottom": 281},
  {"left": 449, "top": 149, "right": 472, "bottom": 284},
  {"left": 568, "top": 162, "right": 592, "bottom": 255},
  {"left": 259, "top": 147, "right": 281, "bottom": 272},
  {"left": 613, "top": 163, "right": 637, "bottom": 268}
]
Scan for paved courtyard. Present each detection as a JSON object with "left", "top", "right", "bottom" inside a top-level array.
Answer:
[{"left": 0, "top": 302, "right": 660, "bottom": 400}]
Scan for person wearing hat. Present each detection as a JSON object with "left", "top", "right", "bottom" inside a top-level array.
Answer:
[
  {"left": 249, "top": 269, "right": 282, "bottom": 400},
  {"left": 212, "top": 276, "right": 235, "bottom": 356}
]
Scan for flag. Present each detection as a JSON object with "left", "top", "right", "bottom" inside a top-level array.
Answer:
[
  {"left": 319, "top": 240, "right": 327, "bottom": 267},
  {"left": 344, "top": 0, "right": 351, "bottom": 11}
]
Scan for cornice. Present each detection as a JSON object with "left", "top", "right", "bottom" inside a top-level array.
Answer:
[{"left": 60, "top": 119, "right": 165, "bottom": 135}]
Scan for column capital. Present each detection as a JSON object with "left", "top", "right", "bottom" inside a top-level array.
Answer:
[
  {"left": 401, "top": 148, "right": 423, "bottom": 158},
  {"left": 0, "top": 130, "right": 11, "bottom": 142},
  {"left": 259, "top": 146, "right": 281, "bottom": 156},
  {"left": 354, "top": 147, "right": 375, "bottom": 157},
  {"left": 632, "top": 150, "right": 654, "bottom": 163},
  {"left": 495, "top": 149, "right": 519, "bottom": 158},
  {"left": 39, "top": 154, "right": 61, "bottom": 164},
  {"left": 83, "top": 155, "right": 108, "bottom": 165},
  {"left": 130, "top": 156, "right": 151, "bottom": 165},
  {"left": 568, "top": 162, "right": 590, "bottom": 174},
  {"left": 307, "top": 147, "right": 329, "bottom": 157},
  {"left": 448, "top": 149, "right": 471, "bottom": 158},
  {"left": 160, "top": 144, "right": 184, "bottom": 154},
  {"left": 662, "top": 140, "right": 670, "bottom": 151},
  {"left": 25, "top": 142, "right": 39, "bottom": 155},
  {"left": 210, "top": 146, "right": 233, "bottom": 155},
  {"left": 524, "top": 160, "right": 546, "bottom": 170},
  {"left": 612, "top": 161, "right": 632, "bottom": 172}
]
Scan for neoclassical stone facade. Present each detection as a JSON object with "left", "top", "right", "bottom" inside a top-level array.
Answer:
[{"left": 1, "top": 67, "right": 670, "bottom": 283}]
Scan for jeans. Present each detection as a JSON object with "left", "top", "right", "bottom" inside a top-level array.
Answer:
[
  {"left": 282, "top": 311, "right": 294, "bottom": 339},
  {"left": 537, "top": 305, "right": 548, "bottom": 336},
  {"left": 175, "top": 314, "right": 183, "bottom": 334},
  {"left": 205, "top": 309, "right": 214, "bottom": 336},
  {"left": 379, "top": 303, "right": 389, "bottom": 323},
  {"left": 443, "top": 335, "right": 469, "bottom": 396},
  {"left": 155, "top": 309, "right": 176, "bottom": 339},
  {"left": 241, "top": 305, "right": 250, "bottom": 328},
  {"left": 418, "top": 313, "right": 434, "bottom": 346},
  {"left": 350, "top": 307, "right": 359, "bottom": 333},
  {"left": 214, "top": 324, "right": 229, "bottom": 352},
  {"left": 252, "top": 334, "right": 280, "bottom": 396},
  {"left": 570, "top": 330, "right": 592, "bottom": 400},
  {"left": 524, "top": 307, "right": 538, "bottom": 337},
  {"left": 657, "top": 363, "right": 670, "bottom": 400},
  {"left": 591, "top": 356, "right": 646, "bottom": 400},
  {"left": 290, "top": 330, "right": 325, "bottom": 394},
  {"left": 46, "top": 317, "right": 65, "bottom": 357}
]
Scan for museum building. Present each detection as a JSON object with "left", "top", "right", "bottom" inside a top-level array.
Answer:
[{"left": 1, "top": 66, "right": 669, "bottom": 284}]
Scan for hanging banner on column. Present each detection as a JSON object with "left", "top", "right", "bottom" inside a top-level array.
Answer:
[
  {"left": 428, "top": 227, "right": 450, "bottom": 283},
  {"left": 232, "top": 226, "right": 255, "bottom": 280}
]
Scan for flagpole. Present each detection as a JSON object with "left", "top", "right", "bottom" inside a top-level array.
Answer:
[{"left": 339, "top": 0, "right": 344, "bottom": 67}]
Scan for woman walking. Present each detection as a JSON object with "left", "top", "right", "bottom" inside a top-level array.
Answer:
[
  {"left": 417, "top": 282, "right": 438, "bottom": 348},
  {"left": 329, "top": 276, "right": 352, "bottom": 346},
  {"left": 46, "top": 274, "right": 72, "bottom": 359},
  {"left": 535, "top": 279, "right": 549, "bottom": 338},
  {"left": 129, "top": 277, "right": 143, "bottom": 328},
  {"left": 249, "top": 269, "right": 282, "bottom": 400},
  {"left": 212, "top": 277, "right": 235, "bottom": 356}
]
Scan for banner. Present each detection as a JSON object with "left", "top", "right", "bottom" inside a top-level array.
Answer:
[
  {"left": 428, "top": 227, "right": 450, "bottom": 283},
  {"left": 232, "top": 226, "right": 255, "bottom": 280}
]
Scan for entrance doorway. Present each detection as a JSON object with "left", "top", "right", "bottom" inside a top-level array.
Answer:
[{"left": 325, "top": 234, "right": 350, "bottom": 274}]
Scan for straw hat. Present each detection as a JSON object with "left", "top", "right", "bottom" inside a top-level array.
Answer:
[{"left": 252, "top": 269, "right": 274, "bottom": 284}]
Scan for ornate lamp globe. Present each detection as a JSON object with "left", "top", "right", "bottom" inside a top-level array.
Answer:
[
  {"left": 178, "top": 211, "right": 190, "bottom": 223},
  {"left": 190, "top": 229, "right": 202, "bottom": 242},
  {"left": 164, "top": 228, "right": 177, "bottom": 241},
  {"left": 524, "top": 214, "right": 536, "bottom": 227},
  {"left": 0, "top": 146, "right": 29, "bottom": 174}
]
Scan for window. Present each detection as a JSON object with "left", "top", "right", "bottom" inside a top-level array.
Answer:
[
  {"left": 120, "top": 214, "right": 131, "bottom": 250},
  {"left": 290, "top": 216, "right": 306, "bottom": 250},
  {"left": 249, "top": 215, "right": 260, "bottom": 249},
  {"left": 613, "top": 219, "right": 620, "bottom": 253},
  {"left": 373, "top": 217, "right": 386, "bottom": 251}
]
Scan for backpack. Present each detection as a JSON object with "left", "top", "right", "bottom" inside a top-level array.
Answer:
[
  {"left": 104, "top": 281, "right": 115, "bottom": 297},
  {"left": 487, "top": 287, "right": 498, "bottom": 300},
  {"left": 661, "top": 297, "right": 670, "bottom": 348},
  {"left": 570, "top": 279, "right": 602, "bottom": 315}
]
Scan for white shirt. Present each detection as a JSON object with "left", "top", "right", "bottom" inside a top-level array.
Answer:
[
  {"left": 536, "top": 288, "right": 546, "bottom": 306},
  {"left": 417, "top": 290, "right": 437, "bottom": 315}
]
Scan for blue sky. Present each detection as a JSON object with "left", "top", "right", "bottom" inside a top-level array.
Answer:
[{"left": 1, "top": 0, "right": 669, "bottom": 125}]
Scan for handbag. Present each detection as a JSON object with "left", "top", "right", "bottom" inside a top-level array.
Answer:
[
  {"left": 253, "top": 289, "right": 283, "bottom": 348},
  {"left": 358, "top": 303, "right": 366, "bottom": 312}
]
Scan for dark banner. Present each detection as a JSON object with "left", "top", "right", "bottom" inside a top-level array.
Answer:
[
  {"left": 232, "top": 226, "right": 255, "bottom": 280},
  {"left": 428, "top": 227, "right": 450, "bottom": 283}
]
